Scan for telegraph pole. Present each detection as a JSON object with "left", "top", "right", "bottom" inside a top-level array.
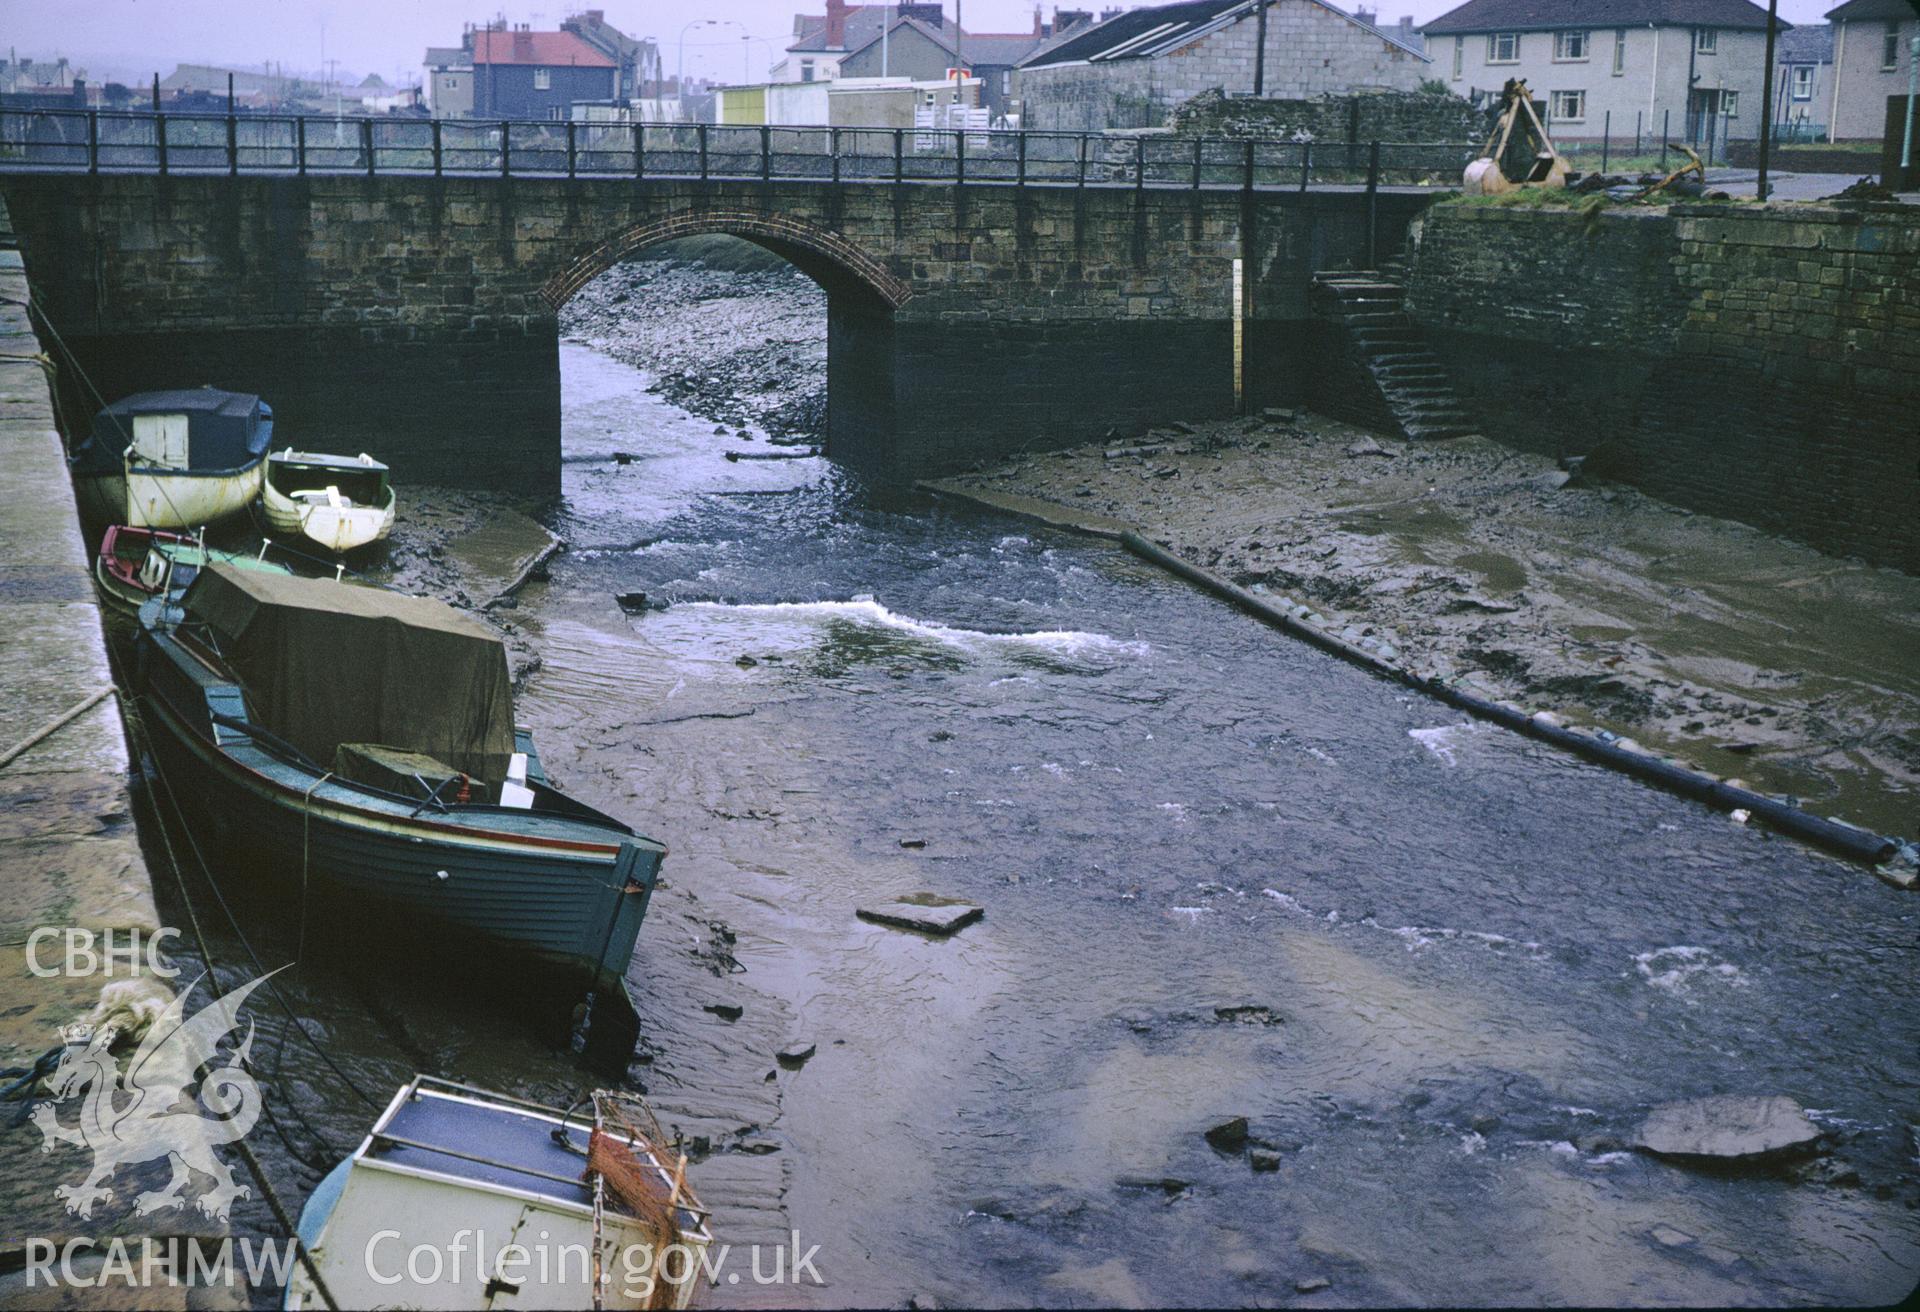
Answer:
[{"left": 1756, "top": 0, "right": 1778, "bottom": 200}]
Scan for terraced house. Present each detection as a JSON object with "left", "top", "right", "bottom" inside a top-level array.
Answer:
[
  {"left": 1422, "top": 0, "right": 1783, "bottom": 148},
  {"left": 1825, "top": 0, "right": 1919, "bottom": 142}
]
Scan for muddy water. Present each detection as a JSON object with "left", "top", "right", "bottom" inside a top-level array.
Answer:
[{"left": 162, "top": 339, "right": 1920, "bottom": 1309}]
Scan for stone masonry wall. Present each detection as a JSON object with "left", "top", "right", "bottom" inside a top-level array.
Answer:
[
  {"left": 0, "top": 173, "right": 1410, "bottom": 485},
  {"left": 1406, "top": 202, "right": 1920, "bottom": 572},
  {"left": 1018, "top": 0, "right": 1428, "bottom": 132}
]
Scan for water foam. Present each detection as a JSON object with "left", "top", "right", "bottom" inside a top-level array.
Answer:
[{"left": 679, "top": 595, "right": 1148, "bottom": 659}]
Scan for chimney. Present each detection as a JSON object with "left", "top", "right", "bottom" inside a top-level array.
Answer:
[
  {"left": 1034, "top": 4, "right": 1043, "bottom": 37},
  {"left": 1355, "top": 5, "right": 1376, "bottom": 26},
  {"left": 826, "top": 0, "right": 849, "bottom": 48}
]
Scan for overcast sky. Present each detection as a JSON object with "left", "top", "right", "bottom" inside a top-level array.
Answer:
[{"left": 6, "top": 0, "right": 1841, "bottom": 89}]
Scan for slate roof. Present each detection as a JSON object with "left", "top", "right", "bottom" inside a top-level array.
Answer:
[
  {"left": 1775, "top": 25, "right": 1833, "bottom": 62},
  {"left": 1824, "top": 0, "right": 1917, "bottom": 20},
  {"left": 1023, "top": 0, "right": 1424, "bottom": 69},
  {"left": 1422, "top": 0, "right": 1781, "bottom": 34}
]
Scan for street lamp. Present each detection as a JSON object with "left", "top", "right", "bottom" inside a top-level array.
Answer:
[{"left": 678, "top": 17, "right": 751, "bottom": 118}]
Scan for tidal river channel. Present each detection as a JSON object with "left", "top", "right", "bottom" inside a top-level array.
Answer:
[{"left": 161, "top": 339, "right": 1920, "bottom": 1309}]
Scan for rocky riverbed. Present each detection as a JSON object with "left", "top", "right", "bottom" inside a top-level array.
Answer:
[
  {"left": 939, "top": 413, "right": 1920, "bottom": 844},
  {"left": 559, "top": 246, "right": 827, "bottom": 443}
]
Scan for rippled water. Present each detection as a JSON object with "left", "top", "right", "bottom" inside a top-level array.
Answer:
[{"left": 167, "top": 339, "right": 1920, "bottom": 1308}]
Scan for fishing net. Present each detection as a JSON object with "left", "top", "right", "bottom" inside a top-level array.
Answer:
[{"left": 584, "top": 1093, "right": 707, "bottom": 1310}]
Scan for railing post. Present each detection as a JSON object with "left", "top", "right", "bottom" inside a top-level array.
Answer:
[
  {"left": 1017, "top": 130, "right": 1026, "bottom": 186},
  {"left": 1365, "top": 140, "right": 1380, "bottom": 269},
  {"left": 1077, "top": 133, "right": 1087, "bottom": 188},
  {"left": 1135, "top": 135, "right": 1145, "bottom": 191},
  {"left": 226, "top": 111, "right": 238, "bottom": 175},
  {"left": 830, "top": 126, "right": 840, "bottom": 184},
  {"left": 761, "top": 124, "right": 772, "bottom": 182},
  {"left": 156, "top": 113, "right": 169, "bottom": 175},
  {"left": 955, "top": 127, "right": 965, "bottom": 185},
  {"left": 893, "top": 127, "right": 903, "bottom": 183},
  {"left": 87, "top": 110, "right": 99, "bottom": 174},
  {"left": 634, "top": 122, "right": 644, "bottom": 179},
  {"left": 1299, "top": 139, "right": 1311, "bottom": 192},
  {"left": 1192, "top": 135, "right": 1204, "bottom": 189},
  {"left": 296, "top": 115, "right": 306, "bottom": 175},
  {"left": 698, "top": 123, "right": 709, "bottom": 180},
  {"left": 1243, "top": 138, "right": 1254, "bottom": 192},
  {"left": 432, "top": 119, "right": 443, "bottom": 176},
  {"left": 566, "top": 120, "right": 577, "bottom": 177},
  {"left": 1601, "top": 109, "right": 1611, "bottom": 172},
  {"left": 362, "top": 117, "right": 375, "bottom": 176},
  {"left": 500, "top": 121, "right": 511, "bottom": 176}
]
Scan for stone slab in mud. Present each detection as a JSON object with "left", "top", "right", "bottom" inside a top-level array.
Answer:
[
  {"left": 1635, "top": 1095, "right": 1821, "bottom": 1161},
  {"left": 856, "top": 894, "right": 984, "bottom": 936}
]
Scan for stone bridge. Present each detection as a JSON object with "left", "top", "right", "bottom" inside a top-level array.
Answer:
[{"left": 0, "top": 169, "right": 1432, "bottom": 487}]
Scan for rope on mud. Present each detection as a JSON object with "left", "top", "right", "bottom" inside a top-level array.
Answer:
[
  {"left": 1118, "top": 531, "right": 1901, "bottom": 868},
  {"left": 0, "top": 686, "right": 113, "bottom": 771}
]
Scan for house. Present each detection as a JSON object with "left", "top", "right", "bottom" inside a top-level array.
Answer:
[
  {"left": 468, "top": 24, "right": 618, "bottom": 120},
  {"left": 1771, "top": 24, "right": 1832, "bottom": 140},
  {"left": 1355, "top": 8, "right": 1428, "bottom": 55},
  {"left": 1825, "top": 0, "right": 1916, "bottom": 142},
  {"left": 1422, "top": 0, "right": 1783, "bottom": 147},
  {"left": 1015, "top": 0, "right": 1429, "bottom": 134},
  {"left": 425, "top": 45, "right": 474, "bottom": 117},
  {"left": 836, "top": 15, "right": 1052, "bottom": 116},
  {"left": 771, "top": 2, "right": 919, "bottom": 84},
  {"left": 561, "top": 9, "right": 664, "bottom": 101}
]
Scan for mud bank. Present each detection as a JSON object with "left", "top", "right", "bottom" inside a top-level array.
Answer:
[
  {"left": 560, "top": 249, "right": 826, "bottom": 442},
  {"left": 941, "top": 415, "right": 1920, "bottom": 842}
]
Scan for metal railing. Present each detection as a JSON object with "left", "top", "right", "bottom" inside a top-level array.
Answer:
[{"left": 0, "top": 108, "right": 1473, "bottom": 192}]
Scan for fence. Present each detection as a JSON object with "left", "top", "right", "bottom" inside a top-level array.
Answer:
[{"left": 0, "top": 108, "right": 1474, "bottom": 192}]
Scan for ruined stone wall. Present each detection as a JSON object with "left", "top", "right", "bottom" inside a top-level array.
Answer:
[
  {"left": 1168, "top": 89, "right": 1482, "bottom": 144},
  {"left": 1406, "top": 202, "right": 1920, "bottom": 572}
]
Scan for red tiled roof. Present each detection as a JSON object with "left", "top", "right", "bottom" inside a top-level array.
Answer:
[{"left": 470, "top": 30, "right": 615, "bottom": 67}]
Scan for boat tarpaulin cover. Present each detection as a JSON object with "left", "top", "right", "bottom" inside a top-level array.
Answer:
[
  {"left": 75, "top": 389, "right": 273, "bottom": 476},
  {"left": 182, "top": 563, "right": 514, "bottom": 785}
]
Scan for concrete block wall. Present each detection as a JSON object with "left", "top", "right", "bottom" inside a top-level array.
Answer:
[
  {"left": 1406, "top": 201, "right": 1920, "bottom": 572},
  {"left": 1018, "top": 0, "right": 1429, "bottom": 132}
]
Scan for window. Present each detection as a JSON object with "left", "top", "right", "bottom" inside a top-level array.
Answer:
[
  {"left": 1487, "top": 32, "right": 1519, "bottom": 63},
  {"left": 1550, "top": 89, "right": 1586, "bottom": 122},
  {"left": 533, "top": 67, "right": 552, "bottom": 90},
  {"left": 1612, "top": 28, "right": 1626, "bottom": 75},
  {"left": 1720, "top": 90, "right": 1738, "bottom": 117},
  {"left": 1884, "top": 22, "right": 1902, "bottom": 71},
  {"left": 1452, "top": 35, "right": 1463, "bottom": 78},
  {"left": 1553, "top": 30, "right": 1589, "bottom": 61},
  {"left": 1791, "top": 64, "right": 1813, "bottom": 99},
  {"left": 1001, "top": 70, "right": 1011, "bottom": 94},
  {"left": 1694, "top": 28, "right": 1716, "bottom": 55},
  {"left": 800, "top": 58, "right": 815, "bottom": 82}
]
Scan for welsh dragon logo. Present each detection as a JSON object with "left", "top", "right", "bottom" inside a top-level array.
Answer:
[{"left": 30, "top": 971, "right": 280, "bottom": 1222}]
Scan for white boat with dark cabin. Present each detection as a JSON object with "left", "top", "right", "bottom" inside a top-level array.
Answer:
[
  {"left": 262, "top": 448, "right": 397, "bottom": 553},
  {"left": 70, "top": 388, "right": 272, "bottom": 529}
]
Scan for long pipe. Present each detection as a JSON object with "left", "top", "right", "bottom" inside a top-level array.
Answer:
[
  {"left": 1118, "top": 532, "right": 1899, "bottom": 867},
  {"left": 1902, "top": 31, "right": 1918, "bottom": 171}
]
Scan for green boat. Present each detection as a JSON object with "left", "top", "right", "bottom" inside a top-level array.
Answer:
[{"left": 94, "top": 524, "right": 289, "bottom": 618}]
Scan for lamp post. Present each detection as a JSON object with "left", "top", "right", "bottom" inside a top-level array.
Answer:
[
  {"left": 1902, "top": 31, "right": 1919, "bottom": 186},
  {"left": 678, "top": 18, "right": 721, "bottom": 121}
]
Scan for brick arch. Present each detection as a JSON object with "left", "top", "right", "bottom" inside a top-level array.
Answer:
[{"left": 540, "top": 209, "right": 913, "bottom": 311}]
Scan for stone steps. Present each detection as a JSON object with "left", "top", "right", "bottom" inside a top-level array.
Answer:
[{"left": 1309, "top": 269, "right": 1478, "bottom": 444}]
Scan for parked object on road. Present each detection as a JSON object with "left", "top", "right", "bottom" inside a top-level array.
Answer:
[
  {"left": 133, "top": 564, "right": 664, "bottom": 1069},
  {"left": 285, "top": 1076, "right": 710, "bottom": 1311},
  {"left": 1463, "top": 79, "right": 1567, "bottom": 196},
  {"left": 262, "top": 449, "right": 397, "bottom": 552},
  {"left": 70, "top": 388, "right": 272, "bottom": 528},
  {"left": 93, "top": 524, "right": 290, "bottom": 617}
]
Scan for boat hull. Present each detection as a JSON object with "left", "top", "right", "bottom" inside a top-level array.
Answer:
[
  {"left": 262, "top": 480, "right": 396, "bottom": 551},
  {"left": 77, "top": 462, "right": 264, "bottom": 529},
  {"left": 134, "top": 625, "right": 658, "bottom": 1060}
]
